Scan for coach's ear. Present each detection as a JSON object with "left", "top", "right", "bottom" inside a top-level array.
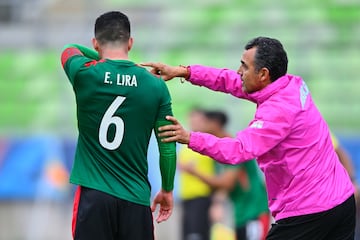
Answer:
[{"left": 92, "top": 38, "right": 100, "bottom": 52}]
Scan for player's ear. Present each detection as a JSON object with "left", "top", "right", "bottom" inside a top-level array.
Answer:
[
  {"left": 128, "top": 37, "right": 134, "bottom": 51},
  {"left": 92, "top": 38, "right": 100, "bottom": 52}
]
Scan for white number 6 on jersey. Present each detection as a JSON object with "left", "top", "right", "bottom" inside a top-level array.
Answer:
[{"left": 99, "top": 96, "right": 126, "bottom": 150}]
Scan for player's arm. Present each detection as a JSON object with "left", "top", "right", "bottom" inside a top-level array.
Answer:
[
  {"left": 152, "top": 119, "right": 176, "bottom": 223},
  {"left": 180, "top": 163, "right": 238, "bottom": 191},
  {"left": 155, "top": 119, "right": 177, "bottom": 192},
  {"left": 151, "top": 80, "right": 177, "bottom": 223},
  {"left": 61, "top": 45, "right": 83, "bottom": 68},
  {"left": 62, "top": 44, "right": 99, "bottom": 63},
  {"left": 61, "top": 44, "right": 99, "bottom": 70},
  {"left": 154, "top": 78, "right": 177, "bottom": 192},
  {"left": 61, "top": 44, "right": 99, "bottom": 85}
]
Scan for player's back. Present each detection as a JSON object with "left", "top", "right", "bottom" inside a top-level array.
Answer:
[{"left": 67, "top": 58, "right": 172, "bottom": 206}]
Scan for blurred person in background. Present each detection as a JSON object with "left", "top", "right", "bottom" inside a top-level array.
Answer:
[
  {"left": 180, "top": 110, "right": 270, "bottom": 240},
  {"left": 330, "top": 132, "right": 360, "bottom": 239},
  {"left": 178, "top": 108, "right": 216, "bottom": 240},
  {"left": 331, "top": 133, "right": 358, "bottom": 196},
  {"left": 143, "top": 36, "right": 355, "bottom": 239},
  {"left": 61, "top": 11, "right": 176, "bottom": 240}
]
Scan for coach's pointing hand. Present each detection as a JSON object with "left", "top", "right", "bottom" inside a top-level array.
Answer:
[
  {"left": 158, "top": 116, "right": 190, "bottom": 144},
  {"left": 140, "top": 62, "right": 190, "bottom": 81}
]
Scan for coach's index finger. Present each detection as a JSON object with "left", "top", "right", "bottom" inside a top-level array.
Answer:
[
  {"left": 140, "top": 62, "right": 161, "bottom": 68},
  {"left": 140, "top": 62, "right": 161, "bottom": 73},
  {"left": 140, "top": 62, "right": 172, "bottom": 80}
]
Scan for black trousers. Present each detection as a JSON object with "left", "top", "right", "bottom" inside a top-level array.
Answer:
[
  {"left": 182, "top": 197, "right": 212, "bottom": 240},
  {"left": 267, "top": 195, "right": 356, "bottom": 240},
  {"left": 72, "top": 186, "right": 154, "bottom": 240}
]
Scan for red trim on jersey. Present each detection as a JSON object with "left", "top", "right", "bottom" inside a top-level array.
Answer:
[
  {"left": 84, "top": 59, "right": 105, "bottom": 67},
  {"left": 61, "top": 47, "right": 83, "bottom": 67},
  {"left": 259, "top": 213, "right": 271, "bottom": 240},
  {"left": 72, "top": 186, "right": 82, "bottom": 239},
  {"left": 152, "top": 213, "right": 155, "bottom": 240}
]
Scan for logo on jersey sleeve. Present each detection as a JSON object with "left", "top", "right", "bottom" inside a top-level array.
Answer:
[
  {"left": 299, "top": 81, "right": 310, "bottom": 109},
  {"left": 250, "top": 120, "right": 264, "bottom": 129}
]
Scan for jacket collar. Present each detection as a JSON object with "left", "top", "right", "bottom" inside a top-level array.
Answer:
[{"left": 247, "top": 74, "right": 292, "bottom": 104}]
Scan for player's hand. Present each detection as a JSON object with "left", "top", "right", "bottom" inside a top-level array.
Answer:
[
  {"left": 158, "top": 116, "right": 191, "bottom": 144},
  {"left": 151, "top": 190, "right": 174, "bottom": 223},
  {"left": 178, "top": 162, "right": 196, "bottom": 175},
  {"left": 140, "top": 62, "right": 189, "bottom": 81}
]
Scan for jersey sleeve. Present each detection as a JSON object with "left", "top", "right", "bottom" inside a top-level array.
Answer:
[
  {"left": 154, "top": 80, "right": 176, "bottom": 192},
  {"left": 224, "top": 162, "right": 243, "bottom": 170},
  {"left": 188, "top": 105, "right": 294, "bottom": 165},
  {"left": 188, "top": 65, "right": 255, "bottom": 101},
  {"left": 61, "top": 44, "right": 98, "bottom": 85}
]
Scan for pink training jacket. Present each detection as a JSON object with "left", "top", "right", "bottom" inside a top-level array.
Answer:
[{"left": 187, "top": 65, "right": 354, "bottom": 221}]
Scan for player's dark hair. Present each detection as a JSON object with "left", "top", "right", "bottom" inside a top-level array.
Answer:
[
  {"left": 95, "top": 11, "right": 131, "bottom": 44},
  {"left": 204, "top": 110, "right": 228, "bottom": 128},
  {"left": 245, "top": 37, "right": 288, "bottom": 82}
]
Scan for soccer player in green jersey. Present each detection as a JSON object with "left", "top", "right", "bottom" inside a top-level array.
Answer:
[{"left": 61, "top": 11, "right": 176, "bottom": 240}]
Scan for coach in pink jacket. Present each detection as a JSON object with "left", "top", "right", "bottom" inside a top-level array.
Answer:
[{"left": 143, "top": 37, "right": 355, "bottom": 240}]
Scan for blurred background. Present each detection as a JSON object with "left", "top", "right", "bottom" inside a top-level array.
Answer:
[{"left": 0, "top": 0, "right": 359, "bottom": 239}]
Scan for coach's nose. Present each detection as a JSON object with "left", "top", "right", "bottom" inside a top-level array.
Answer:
[{"left": 237, "top": 66, "right": 243, "bottom": 77}]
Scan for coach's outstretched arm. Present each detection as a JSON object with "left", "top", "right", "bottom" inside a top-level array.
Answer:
[
  {"left": 140, "top": 63, "right": 189, "bottom": 81},
  {"left": 141, "top": 63, "right": 250, "bottom": 99}
]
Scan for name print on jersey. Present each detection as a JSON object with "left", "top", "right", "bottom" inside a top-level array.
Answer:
[{"left": 104, "top": 72, "right": 138, "bottom": 87}]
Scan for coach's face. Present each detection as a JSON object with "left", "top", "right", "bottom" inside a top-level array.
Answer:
[{"left": 237, "top": 47, "right": 270, "bottom": 94}]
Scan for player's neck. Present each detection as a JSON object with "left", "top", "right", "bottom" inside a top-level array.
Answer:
[{"left": 100, "top": 49, "right": 129, "bottom": 60}]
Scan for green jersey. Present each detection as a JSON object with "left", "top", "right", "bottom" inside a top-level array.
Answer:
[
  {"left": 61, "top": 45, "right": 176, "bottom": 206},
  {"left": 226, "top": 160, "right": 269, "bottom": 227}
]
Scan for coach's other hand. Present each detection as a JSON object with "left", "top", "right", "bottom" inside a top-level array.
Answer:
[
  {"left": 158, "top": 116, "right": 190, "bottom": 144},
  {"left": 140, "top": 62, "right": 189, "bottom": 81},
  {"left": 151, "top": 190, "right": 174, "bottom": 223}
]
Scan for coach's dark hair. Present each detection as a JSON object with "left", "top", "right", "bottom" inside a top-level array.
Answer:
[
  {"left": 204, "top": 110, "right": 228, "bottom": 128},
  {"left": 245, "top": 37, "right": 288, "bottom": 82},
  {"left": 95, "top": 11, "right": 130, "bottom": 44}
]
